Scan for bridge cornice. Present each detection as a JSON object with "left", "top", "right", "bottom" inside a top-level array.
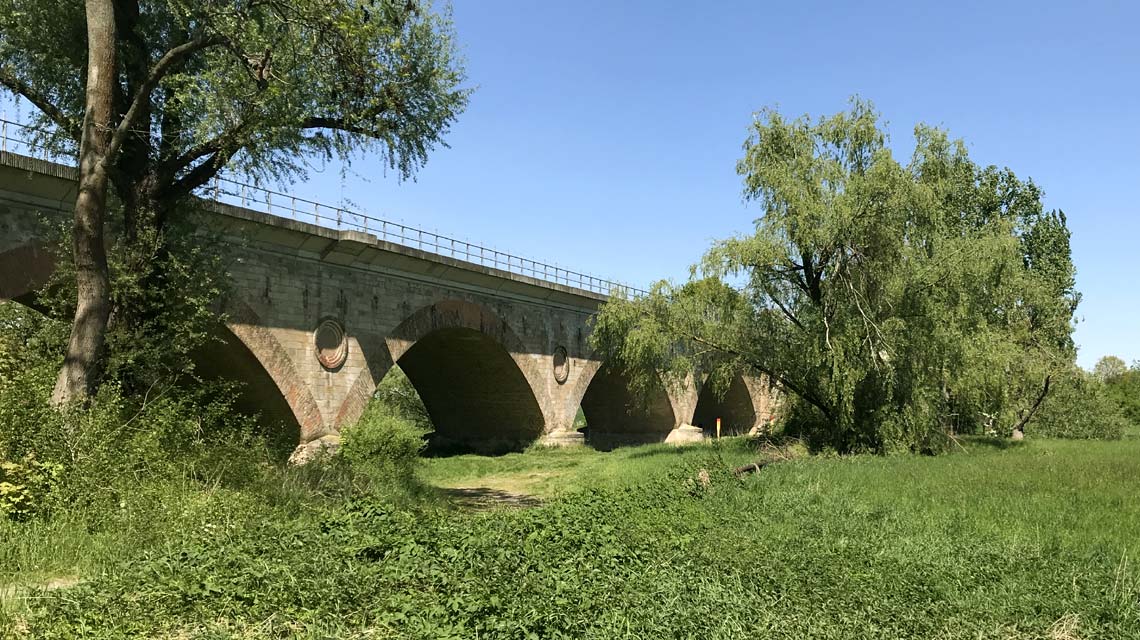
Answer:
[
  {"left": 208, "top": 201, "right": 608, "bottom": 313},
  {"left": 0, "top": 151, "right": 617, "bottom": 312}
]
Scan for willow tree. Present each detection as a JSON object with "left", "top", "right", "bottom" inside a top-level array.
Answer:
[
  {"left": 0, "top": 0, "right": 468, "bottom": 404},
  {"left": 592, "top": 100, "right": 1079, "bottom": 453}
]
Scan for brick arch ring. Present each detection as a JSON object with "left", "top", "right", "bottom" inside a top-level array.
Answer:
[
  {"left": 332, "top": 299, "right": 535, "bottom": 428},
  {"left": 224, "top": 297, "right": 325, "bottom": 443},
  {"left": 562, "top": 355, "right": 685, "bottom": 431}
]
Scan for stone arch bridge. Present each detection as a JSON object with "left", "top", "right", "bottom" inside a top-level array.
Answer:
[{"left": 0, "top": 151, "right": 778, "bottom": 455}]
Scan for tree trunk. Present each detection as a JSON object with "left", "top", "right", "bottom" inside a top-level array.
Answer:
[
  {"left": 51, "top": 0, "right": 116, "bottom": 406},
  {"left": 1009, "top": 375, "right": 1051, "bottom": 438}
]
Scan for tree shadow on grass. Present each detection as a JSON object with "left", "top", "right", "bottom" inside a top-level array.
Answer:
[
  {"left": 622, "top": 444, "right": 694, "bottom": 459},
  {"left": 438, "top": 487, "right": 542, "bottom": 510},
  {"left": 958, "top": 435, "right": 1029, "bottom": 450}
]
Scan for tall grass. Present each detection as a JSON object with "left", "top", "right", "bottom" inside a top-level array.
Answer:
[{"left": 4, "top": 435, "right": 1139, "bottom": 638}]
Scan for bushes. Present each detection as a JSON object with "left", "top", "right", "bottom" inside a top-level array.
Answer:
[
  {"left": 0, "top": 300, "right": 282, "bottom": 519},
  {"left": 1031, "top": 369, "right": 1127, "bottom": 440},
  {"left": 340, "top": 397, "right": 428, "bottom": 481},
  {"left": 0, "top": 362, "right": 269, "bottom": 518},
  {"left": 372, "top": 366, "right": 432, "bottom": 432},
  {"left": 0, "top": 456, "right": 62, "bottom": 521},
  {"left": 0, "top": 300, "right": 435, "bottom": 523},
  {"left": 1103, "top": 365, "right": 1140, "bottom": 428},
  {"left": 19, "top": 439, "right": 1140, "bottom": 638}
]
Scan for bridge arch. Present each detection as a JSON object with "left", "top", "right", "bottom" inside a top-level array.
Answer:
[
  {"left": 190, "top": 321, "right": 303, "bottom": 454},
  {"left": 0, "top": 254, "right": 319, "bottom": 451},
  {"left": 214, "top": 299, "right": 325, "bottom": 443},
  {"left": 568, "top": 361, "right": 677, "bottom": 450},
  {"left": 380, "top": 299, "right": 546, "bottom": 454},
  {"left": 693, "top": 373, "right": 759, "bottom": 437},
  {"left": 0, "top": 242, "right": 55, "bottom": 306}
]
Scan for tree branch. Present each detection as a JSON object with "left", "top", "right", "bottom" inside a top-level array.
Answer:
[
  {"left": 161, "top": 108, "right": 392, "bottom": 197},
  {"left": 103, "top": 34, "right": 227, "bottom": 164},
  {"left": 1011, "top": 375, "right": 1051, "bottom": 435},
  {"left": 163, "top": 105, "right": 390, "bottom": 176},
  {"left": 767, "top": 291, "right": 805, "bottom": 331},
  {"left": 164, "top": 130, "right": 230, "bottom": 176},
  {"left": 0, "top": 68, "right": 81, "bottom": 140},
  {"left": 299, "top": 115, "right": 387, "bottom": 137},
  {"left": 163, "top": 146, "right": 239, "bottom": 201}
]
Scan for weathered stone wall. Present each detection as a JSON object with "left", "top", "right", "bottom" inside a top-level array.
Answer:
[
  {"left": 0, "top": 152, "right": 74, "bottom": 302},
  {"left": 216, "top": 221, "right": 608, "bottom": 447}
]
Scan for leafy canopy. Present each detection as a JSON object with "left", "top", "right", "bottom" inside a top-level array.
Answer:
[
  {"left": 0, "top": 0, "right": 469, "bottom": 196},
  {"left": 1099, "top": 357, "right": 1140, "bottom": 427},
  {"left": 592, "top": 99, "right": 1081, "bottom": 453}
]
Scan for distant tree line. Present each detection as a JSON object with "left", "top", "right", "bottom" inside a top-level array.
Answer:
[{"left": 1094, "top": 356, "right": 1140, "bottom": 426}]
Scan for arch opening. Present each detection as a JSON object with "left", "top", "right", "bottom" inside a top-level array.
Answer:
[
  {"left": 395, "top": 326, "right": 544, "bottom": 455},
  {"left": 692, "top": 375, "right": 758, "bottom": 438},
  {"left": 578, "top": 365, "right": 675, "bottom": 451},
  {"left": 190, "top": 325, "right": 302, "bottom": 458},
  {"left": 0, "top": 241, "right": 56, "bottom": 313}
]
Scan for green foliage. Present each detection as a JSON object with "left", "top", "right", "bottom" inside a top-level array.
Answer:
[
  {"left": 341, "top": 397, "right": 428, "bottom": 479},
  {"left": 0, "top": 359, "right": 266, "bottom": 516},
  {"left": 573, "top": 406, "right": 588, "bottom": 430},
  {"left": 592, "top": 99, "right": 1082, "bottom": 453},
  {"left": 8, "top": 437, "right": 1140, "bottom": 638},
  {"left": 26, "top": 208, "right": 233, "bottom": 397},
  {"left": 372, "top": 365, "right": 432, "bottom": 432},
  {"left": 338, "top": 367, "right": 434, "bottom": 491},
  {"left": 0, "top": 297, "right": 275, "bottom": 522},
  {"left": 1103, "top": 361, "right": 1140, "bottom": 427},
  {"left": 0, "top": 456, "right": 61, "bottom": 521},
  {"left": 1094, "top": 355, "right": 1128, "bottom": 381},
  {"left": 0, "top": 0, "right": 469, "bottom": 184},
  {"left": 1, "top": 0, "right": 469, "bottom": 404},
  {"left": 1031, "top": 368, "right": 1127, "bottom": 440}
]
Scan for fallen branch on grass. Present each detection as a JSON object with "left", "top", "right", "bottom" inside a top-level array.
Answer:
[{"left": 733, "top": 461, "right": 770, "bottom": 476}]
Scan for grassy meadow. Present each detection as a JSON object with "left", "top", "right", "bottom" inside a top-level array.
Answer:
[{"left": 2, "top": 433, "right": 1139, "bottom": 638}]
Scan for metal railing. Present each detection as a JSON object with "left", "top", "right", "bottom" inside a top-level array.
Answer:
[{"left": 0, "top": 117, "right": 647, "bottom": 298}]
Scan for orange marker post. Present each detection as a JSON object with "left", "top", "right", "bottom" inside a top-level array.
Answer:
[{"left": 716, "top": 417, "right": 722, "bottom": 439}]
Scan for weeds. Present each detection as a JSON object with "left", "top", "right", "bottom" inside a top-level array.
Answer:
[{"left": 2, "top": 435, "right": 1139, "bottom": 638}]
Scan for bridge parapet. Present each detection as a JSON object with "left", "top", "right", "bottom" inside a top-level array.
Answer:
[{"left": 1, "top": 117, "right": 646, "bottom": 300}]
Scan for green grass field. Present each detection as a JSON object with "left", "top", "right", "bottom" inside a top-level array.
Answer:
[{"left": 3, "top": 435, "right": 1140, "bottom": 638}]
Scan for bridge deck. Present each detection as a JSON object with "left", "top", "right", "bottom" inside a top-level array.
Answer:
[{"left": 0, "top": 149, "right": 625, "bottom": 309}]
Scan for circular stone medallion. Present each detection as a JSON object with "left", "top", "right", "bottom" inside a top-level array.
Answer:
[
  {"left": 552, "top": 346, "right": 569, "bottom": 384},
  {"left": 315, "top": 319, "right": 348, "bottom": 370}
]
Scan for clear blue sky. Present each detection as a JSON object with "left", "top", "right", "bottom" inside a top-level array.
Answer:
[{"left": 307, "top": 0, "right": 1138, "bottom": 369}]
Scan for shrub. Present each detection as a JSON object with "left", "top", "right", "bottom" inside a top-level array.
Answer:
[
  {"left": 1, "top": 302, "right": 275, "bottom": 520},
  {"left": 372, "top": 366, "right": 432, "bottom": 431},
  {"left": 0, "top": 370, "right": 268, "bottom": 518},
  {"left": 1104, "top": 367, "right": 1140, "bottom": 427},
  {"left": 340, "top": 399, "right": 428, "bottom": 478},
  {"left": 0, "top": 455, "right": 62, "bottom": 521},
  {"left": 1031, "top": 370, "right": 1126, "bottom": 440}
]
